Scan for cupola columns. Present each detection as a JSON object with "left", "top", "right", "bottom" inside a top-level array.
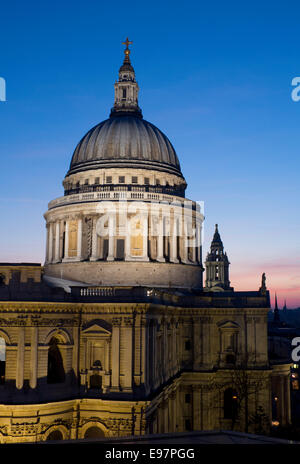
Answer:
[{"left": 110, "top": 38, "right": 142, "bottom": 118}]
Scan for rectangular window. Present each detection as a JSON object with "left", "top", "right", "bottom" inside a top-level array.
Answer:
[
  {"left": 95, "top": 177, "right": 99, "bottom": 184},
  {"left": 185, "top": 340, "right": 191, "bottom": 351},
  {"left": 185, "top": 419, "right": 192, "bottom": 431},
  {"left": 84, "top": 179, "right": 89, "bottom": 185},
  {"left": 116, "top": 239, "right": 125, "bottom": 260},
  {"left": 156, "top": 179, "right": 160, "bottom": 185},
  {"left": 144, "top": 177, "right": 150, "bottom": 185},
  {"left": 119, "top": 176, "right": 125, "bottom": 183},
  {"left": 106, "top": 176, "right": 112, "bottom": 184},
  {"left": 185, "top": 393, "right": 191, "bottom": 403},
  {"left": 102, "top": 239, "right": 109, "bottom": 259},
  {"left": 132, "top": 176, "right": 138, "bottom": 183}
]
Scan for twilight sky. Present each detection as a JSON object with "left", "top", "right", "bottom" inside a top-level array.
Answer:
[{"left": 0, "top": 1, "right": 299, "bottom": 308}]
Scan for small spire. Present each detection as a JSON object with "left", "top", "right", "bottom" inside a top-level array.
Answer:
[
  {"left": 274, "top": 292, "right": 280, "bottom": 323},
  {"left": 211, "top": 223, "right": 223, "bottom": 246},
  {"left": 283, "top": 299, "right": 287, "bottom": 311}
]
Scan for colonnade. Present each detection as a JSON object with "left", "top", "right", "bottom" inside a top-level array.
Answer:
[{"left": 45, "top": 208, "right": 203, "bottom": 265}]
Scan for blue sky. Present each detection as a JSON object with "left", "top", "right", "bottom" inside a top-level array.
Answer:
[{"left": 0, "top": 0, "right": 299, "bottom": 306}]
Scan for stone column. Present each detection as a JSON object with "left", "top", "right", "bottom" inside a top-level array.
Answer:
[
  {"left": 180, "top": 221, "right": 188, "bottom": 264},
  {"left": 125, "top": 217, "right": 131, "bottom": 260},
  {"left": 90, "top": 217, "right": 98, "bottom": 261},
  {"left": 169, "top": 392, "right": 177, "bottom": 432},
  {"left": 156, "top": 215, "right": 165, "bottom": 262},
  {"left": 30, "top": 326, "right": 38, "bottom": 389},
  {"left": 201, "top": 317, "right": 211, "bottom": 369},
  {"left": 54, "top": 221, "right": 60, "bottom": 263},
  {"left": 105, "top": 340, "right": 110, "bottom": 374},
  {"left": 189, "top": 219, "right": 196, "bottom": 263},
  {"left": 111, "top": 318, "right": 120, "bottom": 391},
  {"left": 141, "top": 318, "right": 148, "bottom": 391},
  {"left": 64, "top": 220, "right": 69, "bottom": 260},
  {"left": 193, "top": 387, "right": 201, "bottom": 430},
  {"left": 142, "top": 215, "right": 149, "bottom": 261},
  {"left": 59, "top": 220, "right": 65, "bottom": 260},
  {"left": 193, "top": 318, "right": 201, "bottom": 370},
  {"left": 171, "top": 321, "right": 176, "bottom": 376},
  {"left": 170, "top": 216, "right": 179, "bottom": 263},
  {"left": 123, "top": 318, "right": 133, "bottom": 391},
  {"left": 16, "top": 326, "right": 25, "bottom": 390},
  {"left": 195, "top": 222, "right": 201, "bottom": 263},
  {"left": 48, "top": 223, "right": 53, "bottom": 263},
  {"left": 72, "top": 323, "right": 79, "bottom": 386},
  {"left": 107, "top": 215, "right": 115, "bottom": 261},
  {"left": 45, "top": 225, "right": 49, "bottom": 263},
  {"left": 76, "top": 217, "right": 82, "bottom": 261}
]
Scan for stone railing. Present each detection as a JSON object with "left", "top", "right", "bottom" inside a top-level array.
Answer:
[
  {"left": 80, "top": 287, "right": 115, "bottom": 297},
  {"left": 48, "top": 190, "right": 198, "bottom": 210}
]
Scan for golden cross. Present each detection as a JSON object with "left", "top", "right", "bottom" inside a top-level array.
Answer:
[{"left": 122, "top": 37, "right": 133, "bottom": 50}]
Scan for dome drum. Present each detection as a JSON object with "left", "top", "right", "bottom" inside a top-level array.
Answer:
[{"left": 44, "top": 261, "right": 203, "bottom": 289}]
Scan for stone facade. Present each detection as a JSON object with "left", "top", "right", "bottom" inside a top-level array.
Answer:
[{"left": 0, "top": 273, "right": 288, "bottom": 442}]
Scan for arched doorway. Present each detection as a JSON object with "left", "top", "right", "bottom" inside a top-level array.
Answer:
[
  {"left": 46, "top": 429, "right": 63, "bottom": 441},
  {"left": 47, "top": 337, "right": 65, "bottom": 384},
  {"left": 84, "top": 426, "right": 105, "bottom": 439}
]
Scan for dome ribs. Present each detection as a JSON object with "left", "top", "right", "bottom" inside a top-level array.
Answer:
[{"left": 67, "top": 116, "right": 183, "bottom": 178}]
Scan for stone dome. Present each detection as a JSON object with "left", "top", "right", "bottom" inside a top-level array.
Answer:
[{"left": 67, "top": 115, "right": 183, "bottom": 178}]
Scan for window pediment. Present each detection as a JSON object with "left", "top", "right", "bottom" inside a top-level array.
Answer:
[
  {"left": 217, "top": 320, "right": 240, "bottom": 330},
  {"left": 82, "top": 319, "right": 112, "bottom": 337}
]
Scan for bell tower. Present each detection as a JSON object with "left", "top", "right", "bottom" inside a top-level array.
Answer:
[
  {"left": 110, "top": 38, "right": 142, "bottom": 118},
  {"left": 205, "top": 224, "right": 233, "bottom": 291}
]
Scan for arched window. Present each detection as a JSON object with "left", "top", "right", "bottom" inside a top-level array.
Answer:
[
  {"left": 46, "top": 429, "right": 63, "bottom": 441},
  {"left": 84, "top": 426, "right": 105, "bottom": 439},
  {"left": 122, "top": 88, "right": 127, "bottom": 99},
  {"left": 224, "top": 388, "right": 238, "bottom": 420},
  {"left": 47, "top": 337, "right": 65, "bottom": 384},
  {"left": 0, "top": 337, "right": 5, "bottom": 385}
]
